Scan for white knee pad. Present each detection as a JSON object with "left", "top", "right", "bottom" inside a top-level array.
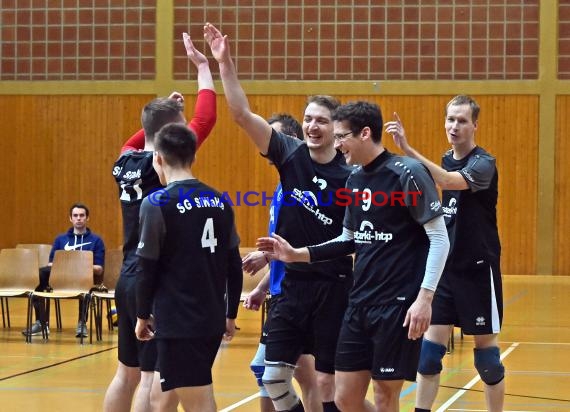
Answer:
[{"left": 262, "top": 361, "right": 299, "bottom": 411}]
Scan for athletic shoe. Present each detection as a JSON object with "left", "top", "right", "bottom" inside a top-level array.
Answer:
[{"left": 22, "top": 320, "right": 49, "bottom": 336}]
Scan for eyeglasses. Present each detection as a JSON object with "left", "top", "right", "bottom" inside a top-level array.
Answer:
[{"left": 333, "top": 131, "right": 353, "bottom": 142}]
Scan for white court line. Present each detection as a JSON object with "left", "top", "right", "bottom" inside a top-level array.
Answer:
[
  {"left": 220, "top": 342, "right": 525, "bottom": 411},
  {"left": 219, "top": 392, "right": 260, "bottom": 412},
  {"left": 436, "top": 342, "right": 519, "bottom": 412}
]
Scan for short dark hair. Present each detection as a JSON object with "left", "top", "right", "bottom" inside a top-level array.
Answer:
[
  {"left": 155, "top": 123, "right": 197, "bottom": 168},
  {"left": 446, "top": 95, "right": 480, "bottom": 122},
  {"left": 141, "top": 98, "right": 185, "bottom": 142},
  {"left": 69, "top": 203, "right": 89, "bottom": 217},
  {"left": 333, "top": 101, "right": 384, "bottom": 143},
  {"left": 306, "top": 95, "right": 341, "bottom": 114},
  {"left": 267, "top": 113, "right": 304, "bottom": 140}
]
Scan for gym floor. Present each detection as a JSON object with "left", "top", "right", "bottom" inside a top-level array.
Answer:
[{"left": 1, "top": 275, "right": 569, "bottom": 411}]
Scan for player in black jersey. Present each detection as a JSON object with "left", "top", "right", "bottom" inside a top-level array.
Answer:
[
  {"left": 104, "top": 33, "right": 216, "bottom": 412},
  {"left": 134, "top": 123, "right": 242, "bottom": 411},
  {"left": 243, "top": 115, "right": 321, "bottom": 412},
  {"left": 206, "top": 23, "right": 353, "bottom": 412},
  {"left": 258, "top": 101, "right": 449, "bottom": 412},
  {"left": 385, "top": 95, "right": 504, "bottom": 412}
]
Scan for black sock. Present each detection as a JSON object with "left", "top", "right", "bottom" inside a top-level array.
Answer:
[
  {"left": 322, "top": 401, "right": 340, "bottom": 412},
  {"left": 415, "top": 408, "right": 431, "bottom": 412}
]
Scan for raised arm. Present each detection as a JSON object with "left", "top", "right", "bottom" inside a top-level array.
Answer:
[
  {"left": 204, "top": 23, "right": 272, "bottom": 155},
  {"left": 384, "top": 112, "right": 468, "bottom": 190},
  {"left": 121, "top": 33, "right": 217, "bottom": 153},
  {"left": 182, "top": 32, "right": 216, "bottom": 147}
]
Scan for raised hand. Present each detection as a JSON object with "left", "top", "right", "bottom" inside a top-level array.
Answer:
[
  {"left": 384, "top": 112, "right": 410, "bottom": 152},
  {"left": 167, "top": 91, "right": 184, "bottom": 103},
  {"left": 203, "top": 22, "right": 230, "bottom": 63},
  {"left": 182, "top": 32, "right": 208, "bottom": 68}
]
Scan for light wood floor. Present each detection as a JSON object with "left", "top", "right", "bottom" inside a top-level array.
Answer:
[{"left": 1, "top": 275, "right": 569, "bottom": 411}]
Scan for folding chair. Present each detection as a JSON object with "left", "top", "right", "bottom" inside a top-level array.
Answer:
[
  {"left": 27, "top": 250, "right": 94, "bottom": 344},
  {"left": 0, "top": 248, "right": 39, "bottom": 328},
  {"left": 16, "top": 244, "right": 52, "bottom": 267},
  {"left": 15, "top": 243, "right": 65, "bottom": 329},
  {"left": 90, "top": 249, "right": 123, "bottom": 342}
]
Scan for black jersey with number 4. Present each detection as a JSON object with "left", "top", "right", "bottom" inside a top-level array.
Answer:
[
  {"left": 112, "top": 151, "right": 161, "bottom": 276},
  {"left": 267, "top": 129, "right": 354, "bottom": 279},
  {"left": 136, "top": 179, "right": 240, "bottom": 339},
  {"left": 441, "top": 146, "right": 500, "bottom": 270},
  {"left": 344, "top": 151, "right": 443, "bottom": 306}
]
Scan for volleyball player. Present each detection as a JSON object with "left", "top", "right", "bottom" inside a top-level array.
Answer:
[
  {"left": 243, "top": 114, "right": 321, "bottom": 412},
  {"left": 205, "top": 22, "right": 353, "bottom": 412},
  {"left": 385, "top": 95, "right": 504, "bottom": 412},
  {"left": 258, "top": 101, "right": 449, "bottom": 411},
  {"left": 135, "top": 123, "right": 242, "bottom": 412},
  {"left": 104, "top": 33, "right": 216, "bottom": 412}
]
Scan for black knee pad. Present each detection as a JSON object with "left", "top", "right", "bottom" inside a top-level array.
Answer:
[
  {"left": 474, "top": 346, "right": 505, "bottom": 385},
  {"left": 417, "top": 339, "right": 447, "bottom": 375}
]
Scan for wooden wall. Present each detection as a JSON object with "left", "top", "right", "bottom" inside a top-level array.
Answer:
[
  {"left": 555, "top": 96, "right": 570, "bottom": 276},
  {"left": 0, "top": 94, "right": 539, "bottom": 275}
]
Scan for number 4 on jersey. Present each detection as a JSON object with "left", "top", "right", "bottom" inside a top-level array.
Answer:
[{"left": 201, "top": 218, "right": 218, "bottom": 253}]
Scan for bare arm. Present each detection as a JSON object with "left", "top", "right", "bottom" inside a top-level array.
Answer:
[
  {"left": 385, "top": 112, "right": 469, "bottom": 190},
  {"left": 183, "top": 32, "right": 214, "bottom": 91},
  {"left": 204, "top": 23, "right": 272, "bottom": 154},
  {"left": 243, "top": 271, "right": 270, "bottom": 311},
  {"left": 257, "top": 233, "right": 311, "bottom": 263}
]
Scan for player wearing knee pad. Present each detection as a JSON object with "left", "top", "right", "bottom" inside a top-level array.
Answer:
[
  {"left": 417, "top": 339, "right": 447, "bottom": 375},
  {"left": 262, "top": 361, "right": 304, "bottom": 411},
  {"left": 474, "top": 346, "right": 505, "bottom": 385}
]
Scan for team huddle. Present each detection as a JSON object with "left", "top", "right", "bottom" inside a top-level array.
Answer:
[{"left": 104, "top": 24, "right": 505, "bottom": 412}]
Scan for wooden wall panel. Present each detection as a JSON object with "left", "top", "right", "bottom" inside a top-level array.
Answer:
[
  {"left": 0, "top": 94, "right": 539, "bottom": 275},
  {"left": 0, "top": 95, "right": 153, "bottom": 251},
  {"left": 198, "top": 94, "right": 539, "bottom": 275},
  {"left": 555, "top": 96, "right": 570, "bottom": 275},
  {"left": 336, "top": 95, "right": 538, "bottom": 275},
  {"left": 192, "top": 95, "right": 307, "bottom": 246}
]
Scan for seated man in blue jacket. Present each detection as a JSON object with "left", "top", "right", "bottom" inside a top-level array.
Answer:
[{"left": 22, "top": 203, "right": 105, "bottom": 338}]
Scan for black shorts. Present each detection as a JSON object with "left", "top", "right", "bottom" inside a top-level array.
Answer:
[
  {"left": 260, "top": 296, "right": 312, "bottom": 355},
  {"left": 264, "top": 274, "right": 351, "bottom": 374},
  {"left": 115, "top": 275, "right": 157, "bottom": 371},
  {"left": 156, "top": 336, "right": 221, "bottom": 391},
  {"left": 335, "top": 304, "right": 421, "bottom": 381},
  {"left": 432, "top": 260, "right": 503, "bottom": 335},
  {"left": 259, "top": 296, "right": 276, "bottom": 345}
]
